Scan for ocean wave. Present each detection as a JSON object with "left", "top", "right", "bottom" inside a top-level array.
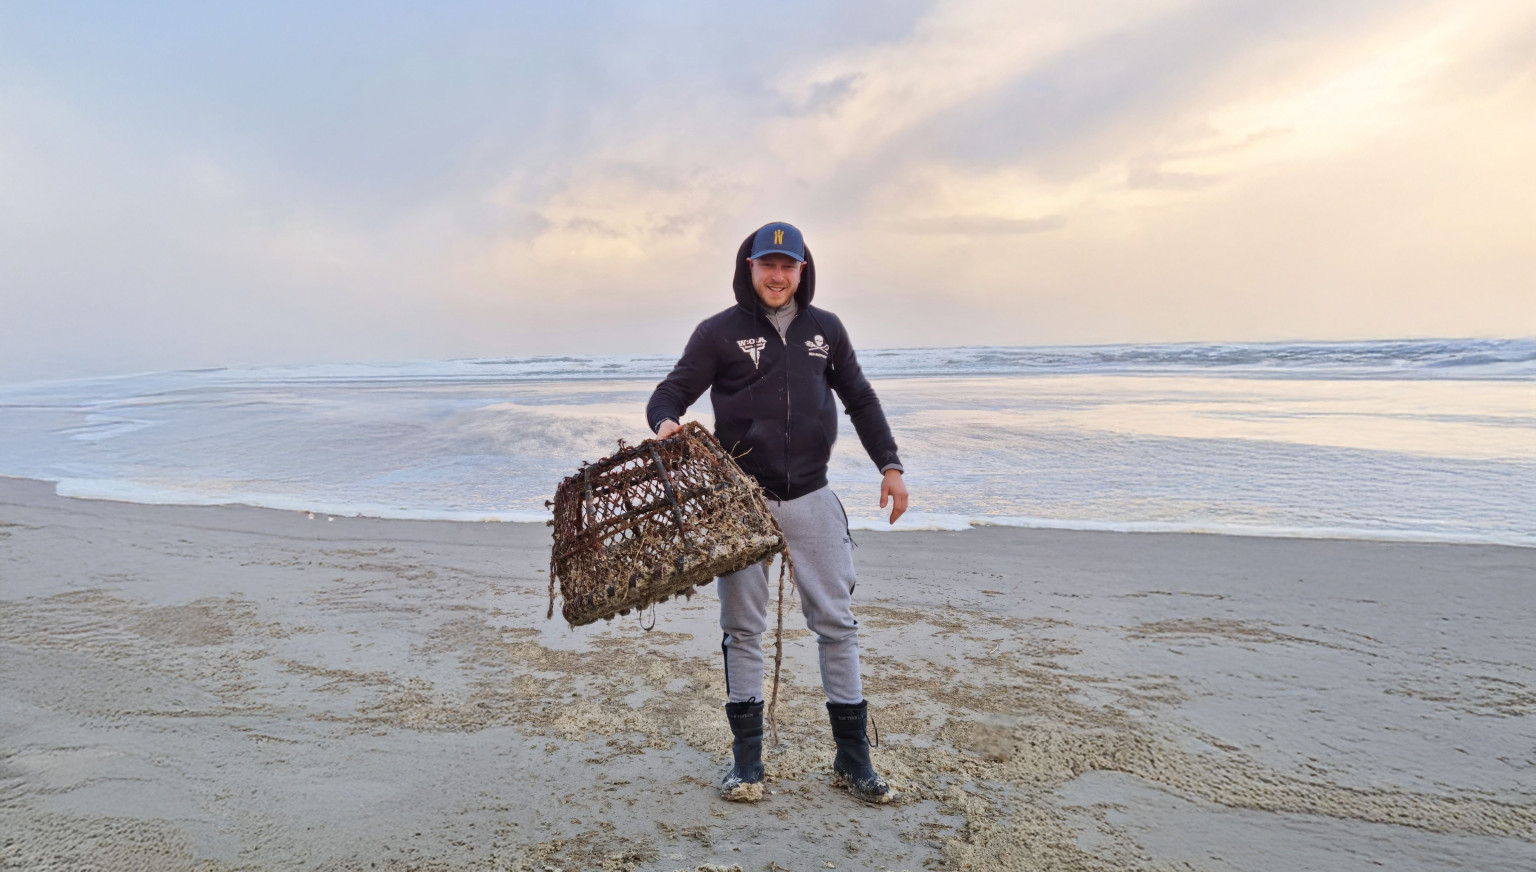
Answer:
[
  {"left": 846, "top": 512, "right": 1535, "bottom": 548},
  {"left": 4, "top": 338, "right": 1530, "bottom": 398},
  {"left": 207, "top": 338, "right": 1536, "bottom": 383},
  {"left": 857, "top": 338, "right": 1536, "bottom": 380},
  {"left": 43, "top": 477, "right": 1535, "bottom": 548},
  {"left": 50, "top": 478, "right": 551, "bottom": 523}
]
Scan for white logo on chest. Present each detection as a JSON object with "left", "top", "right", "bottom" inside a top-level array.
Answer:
[
  {"left": 805, "top": 334, "right": 830, "bottom": 359},
  {"left": 737, "top": 337, "right": 767, "bottom": 368}
]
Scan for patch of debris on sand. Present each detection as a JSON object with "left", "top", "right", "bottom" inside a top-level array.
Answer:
[
  {"left": 5, "top": 585, "right": 1533, "bottom": 872},
  {"left": 322, "top": 603, "right": 1536, "bottom": 871}
]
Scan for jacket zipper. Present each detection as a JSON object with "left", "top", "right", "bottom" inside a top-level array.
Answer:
[
  {"left": 760, "top": 304, "right": 796, "bottom": 501},
  {"left": 780, "top": 324, "right": 791, "bottom": 500}
]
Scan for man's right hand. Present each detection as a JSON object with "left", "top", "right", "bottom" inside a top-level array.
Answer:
[{"left": 655, "top": 419, "right": 682, "bottom": 439}]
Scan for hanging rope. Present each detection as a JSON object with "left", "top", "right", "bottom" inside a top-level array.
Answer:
[{"left": 764, "top": 544, "right": 797, "bottom": 746}]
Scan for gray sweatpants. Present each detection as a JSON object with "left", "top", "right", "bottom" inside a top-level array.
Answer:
[{"left": 718, "top": 485, "right": 863, "bottom": 705}]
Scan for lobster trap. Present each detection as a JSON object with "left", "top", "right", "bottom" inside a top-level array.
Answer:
[{"left": 546, "top": 422, "right": 786, "bottom": 628}]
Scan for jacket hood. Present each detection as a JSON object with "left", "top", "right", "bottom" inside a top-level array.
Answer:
[{"left": 732, "top": 229, "right": 815, "bottom": 312}]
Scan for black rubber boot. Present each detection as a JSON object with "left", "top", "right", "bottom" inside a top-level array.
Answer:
[
  {"left": 719, "top": 699, "right": 765, "bottom": 802},
  {"left": 827, "top": 700, "right": 897, "bottom": 804}
]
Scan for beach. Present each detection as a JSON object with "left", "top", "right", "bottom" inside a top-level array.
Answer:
[
  {"left": 2, "top": 475, "right": 1533, "bottom": 871},
  {"left": 5, "top": 0, "right": 1534, "bottom": 866}
]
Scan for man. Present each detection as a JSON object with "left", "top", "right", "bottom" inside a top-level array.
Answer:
[{"left": 647, "top": 221, "right": 908, "bottom": 804}]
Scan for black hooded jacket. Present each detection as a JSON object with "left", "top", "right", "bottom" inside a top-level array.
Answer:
[{"left": 646, "top": 232, "right": 902, "bottom": 501}]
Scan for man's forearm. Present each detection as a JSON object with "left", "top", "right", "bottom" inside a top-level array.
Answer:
[
  {"left": 843, "top": 387, "right": 902, "bottom": 471},
  {"left": 829, "top": 348, "right": 902, "bottom": 472}
]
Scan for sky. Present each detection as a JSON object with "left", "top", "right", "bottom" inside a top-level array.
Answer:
[{"left": 1, "top": 0, "right": 1533, "bottom": 381}]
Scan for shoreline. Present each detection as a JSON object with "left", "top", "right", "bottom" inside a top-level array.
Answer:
[
  {"left": 2, "top": 475, "right": 1533, "bottom": 871},
  {"left": 13, "top": 475, "right": 1533, "bottom": 550}
]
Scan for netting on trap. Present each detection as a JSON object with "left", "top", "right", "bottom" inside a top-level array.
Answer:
[{"left": 546, "top": 422, "right": 786, "bottom": 628}]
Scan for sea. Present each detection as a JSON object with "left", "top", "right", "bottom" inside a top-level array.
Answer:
[{"left": 1, "top": 338, "right": 1531, "bottom": 547}]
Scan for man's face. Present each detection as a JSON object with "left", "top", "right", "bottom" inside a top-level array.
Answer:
[{"left": 749, "top": 254, "right": 804, "bottom": 309}]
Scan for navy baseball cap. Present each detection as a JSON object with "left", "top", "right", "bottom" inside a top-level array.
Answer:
[{"left": 749, "top": 222, "right": 806, "bottom": 262}]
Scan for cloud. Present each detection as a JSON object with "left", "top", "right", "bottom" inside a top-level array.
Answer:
[
  {"left": 1, "top": 0, "right": 1533, "bottom": 381},
  {"left": 907, "top": 215, "right": 1068, "bottom": 234}
]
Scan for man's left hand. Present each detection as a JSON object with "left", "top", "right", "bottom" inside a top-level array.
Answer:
[{"left": 879, "top": 469, "right": 908, "bottom": 525}]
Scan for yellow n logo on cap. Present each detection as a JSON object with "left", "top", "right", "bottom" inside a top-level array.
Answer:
[{"left": 773, "top": 229, "right": 784, "bottom": 245}]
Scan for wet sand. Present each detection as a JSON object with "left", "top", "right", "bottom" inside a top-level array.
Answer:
[{"left": 1, "top": 475, "right": 1533, "bottom": 871}]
